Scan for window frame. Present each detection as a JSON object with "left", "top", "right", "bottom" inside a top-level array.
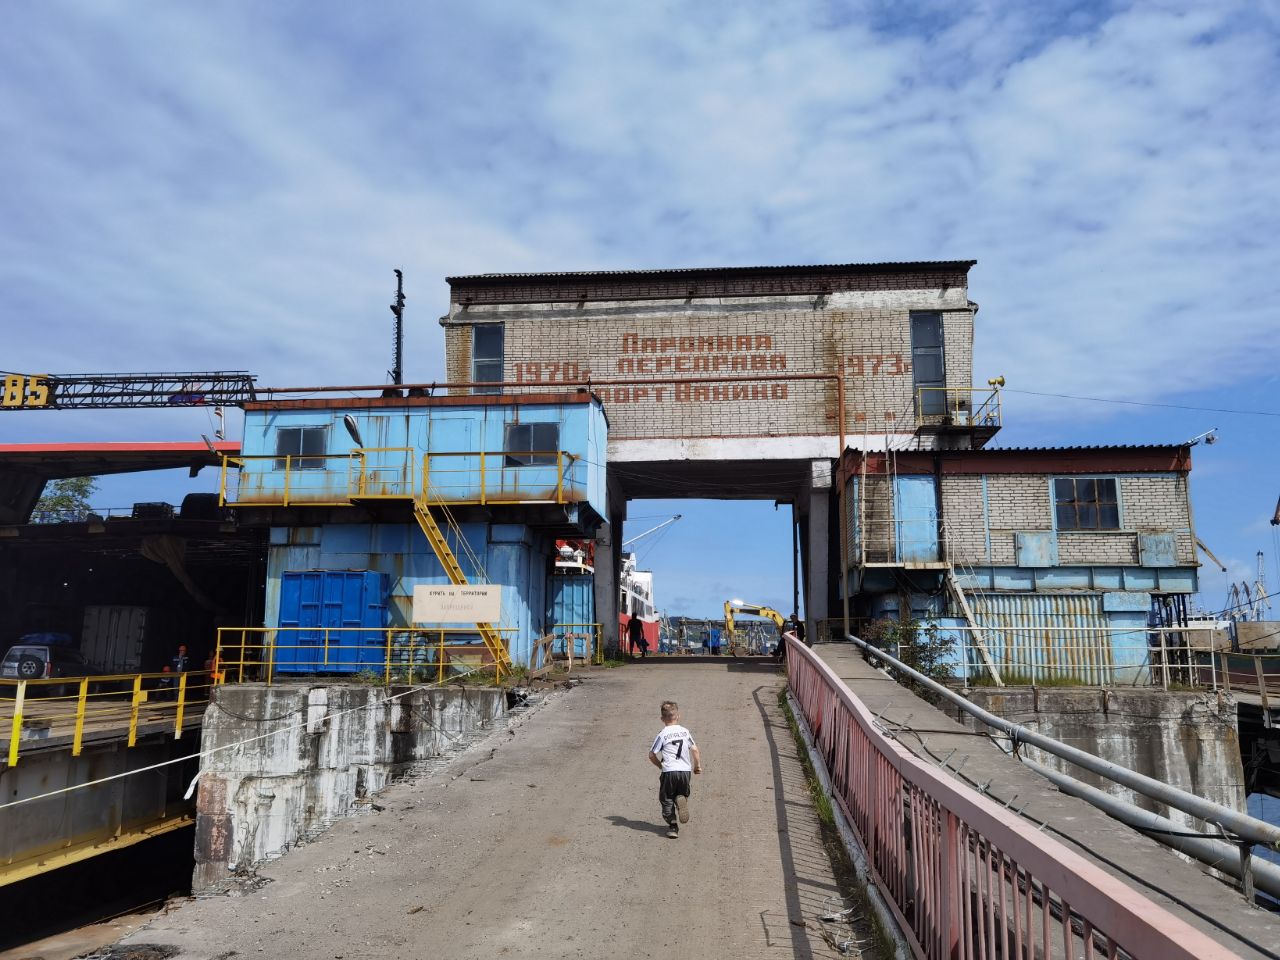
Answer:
[
  {"left": 1052, "top": 476, "right": 1122, "bottom": 531},
  {"left": 910, "top": 312, "right": 946, "bottom": 416},
  {"left": 472, "top": 324, "right": 504, "bottom": 395},
  {"left": 504, "top": 422, "right": 559, "bottom": 467},
  {"left": 274, "top": 426, "right": 329, "bottom": 471}
]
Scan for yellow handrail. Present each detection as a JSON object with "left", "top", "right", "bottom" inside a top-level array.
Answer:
[
  {"left": 214, "top": 626, "right": 520, "bottom": 686},
  {"left": 1, "top": 671, "right": 214, "bottom": 765}
]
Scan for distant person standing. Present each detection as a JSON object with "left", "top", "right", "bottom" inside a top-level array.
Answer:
[
  {"left": 171, "top": 643, "right": 190, "bottom": 674},
  {"left": 628, "top": 616, "right": 649, "bottom": 659}
]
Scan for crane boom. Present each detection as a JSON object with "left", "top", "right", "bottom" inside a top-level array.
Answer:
[
  {"left": 622, "top": 514, "right": 682, "bottom": 547},
  {"left": 1, "top": 371, "right": 257, "bottom": 411}
]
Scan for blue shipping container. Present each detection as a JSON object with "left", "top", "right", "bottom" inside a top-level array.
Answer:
[{"left": 277, "top": 570, "right": 389, "bottom": 673}]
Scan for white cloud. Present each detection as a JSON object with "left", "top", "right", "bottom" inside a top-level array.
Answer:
[{"left": 1, "top": 1, "right": 1278, "bottom": 611}]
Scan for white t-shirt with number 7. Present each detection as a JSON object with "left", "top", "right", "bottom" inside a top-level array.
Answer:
[{"left": 651, "top": 724, "right": 696, "bottom": 773}]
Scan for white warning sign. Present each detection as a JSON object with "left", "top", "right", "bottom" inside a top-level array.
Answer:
[{"left": 412, "top": 584, "right": 502, "bottom": 623}]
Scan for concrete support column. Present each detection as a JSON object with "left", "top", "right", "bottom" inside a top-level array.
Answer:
[
  {"left": 804, "top": 459, "right": 834, "bottom": 643},
  {"left": 593, "top": 519, "right": 619, "bottom": 658}
]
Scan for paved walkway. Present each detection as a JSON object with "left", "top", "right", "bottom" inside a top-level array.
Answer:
[{"left": 122, "top": 661, "right": 867, "bottom": 959}]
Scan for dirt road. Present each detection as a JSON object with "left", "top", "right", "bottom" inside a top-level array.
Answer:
[{"left": 122, "top": 661, "right": 864, "bottom": 959}]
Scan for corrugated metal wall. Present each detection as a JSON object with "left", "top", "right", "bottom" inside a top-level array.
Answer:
[{"left": 969, "top": 593, "right": 1114, "bottom": 684}]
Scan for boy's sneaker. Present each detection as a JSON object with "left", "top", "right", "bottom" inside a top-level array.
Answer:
[
  {"left": 675, "top": 794, "right": 690, "bottom": 824},
  {"left": 666, "top": 825, "right": 679, "bottom": 839}
]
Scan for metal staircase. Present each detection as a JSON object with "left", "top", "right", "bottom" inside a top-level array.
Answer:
[{"left": 411, "top": 498, "right": 511, "bottom": 670}]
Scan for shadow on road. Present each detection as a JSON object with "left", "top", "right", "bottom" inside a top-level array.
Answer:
[{"left": 604, "top": 814, "right": 670, "bottom": 836}]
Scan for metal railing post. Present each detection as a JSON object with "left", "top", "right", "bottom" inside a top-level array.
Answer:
[
  {"left": 384, "top": 630, "right": 393, "bottom": 686},
  {"left": 556, "top": 451, "right": 564, "bottom": 503},
  {"left": 265, "top": 631, "right": 275, "bottom": 686},
  {"left": 1220, "top": 653, "right": 1230, "bottom": 694},
  {"left": 174, "top": 672, "right": 189, "bottom": 739},
  {"left": 8, "top": 680, "right": 27, "bottom": 766},
  {"left": 284, "top": 455, "right": 292, "bottom": 507},
  {"left": 479, "top": 452, "right": 486, "bottom": 505},
  {"left": 72, "top": 678, "right": 89, "bottom": 756},
  {"left": 127, "top": 674, "right": 143, "bottom": 747},
  {"left": 437, "top": 630, "right": 445, "bottom": 684}
]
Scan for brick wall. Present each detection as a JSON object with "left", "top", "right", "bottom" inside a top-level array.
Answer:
[
  {"left": 1120, "top": 474, "right": 1195, "bottom": 563},
  {"left": 443, "top": 298, "right": 975, "bottom": 441},
  {"left": 941, "top": 475, "right": 987, "bottom": 565},
  {"left": 937, "top": 472, "right": 1194, "bottom": 568},
  {"left": 1058, "top": 532, "right": 1139, "bottom": 565}
]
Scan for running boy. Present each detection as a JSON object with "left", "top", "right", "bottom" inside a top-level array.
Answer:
[{"left": 648, "top": 700, "right": 703, "bottom": 838}]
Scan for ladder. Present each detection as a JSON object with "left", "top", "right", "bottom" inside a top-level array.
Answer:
[
  {"left": 944, "top": 567, "right": 1003, "bottom": 687},
  {"left": 412, "top": 499, "right": 511, "bottom": 670}
]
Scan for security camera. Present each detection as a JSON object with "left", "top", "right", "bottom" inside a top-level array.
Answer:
[{"left": 1205, "top": 433, "right": 1218, "bottom": 445}]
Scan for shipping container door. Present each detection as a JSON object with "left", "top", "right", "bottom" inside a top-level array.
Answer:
[
  {"left": 278, "top": 572, "right": 322, "bottom": 671},
  {"left": 548, "top": 573, "right": 595, "bottom": 657}
]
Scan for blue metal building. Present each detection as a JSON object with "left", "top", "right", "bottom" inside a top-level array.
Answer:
[{"left": 222, "top": 392, "right": 608, "bottom": 671}]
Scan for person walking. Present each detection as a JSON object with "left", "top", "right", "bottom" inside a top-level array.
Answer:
[
  {"left": 628, "top": 616, "right": 649, "bottom": 659},
  {"left": 647, "top": 700, "right": 703, "bottom": 838}
]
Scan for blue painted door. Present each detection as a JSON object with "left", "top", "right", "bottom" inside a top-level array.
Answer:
[
  {"left": 278, "top": 571, "right": 388, "bottom": 673},
  {"left": 894, "top": 476, "right": 939, "bottom": 562},
  {"left": 548, "top": 573, "right": 595, "bottom": 657}
]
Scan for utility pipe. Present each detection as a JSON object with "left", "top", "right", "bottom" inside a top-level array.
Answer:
[
  {"left": 842, "top": 633, "right": 1280, "bottom": 849},
  {"left": 1023, "top": 757, "right": 1280, "bottom": 901}
]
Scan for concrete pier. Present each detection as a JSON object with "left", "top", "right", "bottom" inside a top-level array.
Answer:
[{"left": 192, "top": 683, "right": 506, "bottom": 893}]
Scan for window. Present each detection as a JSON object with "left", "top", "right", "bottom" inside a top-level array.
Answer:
[
  {"left": 505, "top": 422, "right": 559, "bottom": 466},
  {"left": 1054, "top": 477, "right": 1120, "bottom": 530},
  {"left": 910, "top": 312, "right": 946, "bottom": 416},
  {"left": 275, "top": 426, "right": 328, "bottom": 470},
  {"left": 472, "top": 324, "right": 504, "bottom": 395}
]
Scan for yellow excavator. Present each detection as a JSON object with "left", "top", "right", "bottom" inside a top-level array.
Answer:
[{"left": 723, "top": 599, "right": 787, "bottom": 656}]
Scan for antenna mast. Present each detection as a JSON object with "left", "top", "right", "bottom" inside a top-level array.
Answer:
[{"left": 389, "top": 269, "right": 405, "bottom": 385}]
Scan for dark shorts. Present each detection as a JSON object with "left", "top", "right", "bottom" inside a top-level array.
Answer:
[{"left": 658, "top": 770, "right": 691, "bottom": 804}]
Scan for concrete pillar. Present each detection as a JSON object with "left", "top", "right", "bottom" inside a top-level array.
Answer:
[
  {"left": 804, "top": 459, "right": 834, "bottom": 643},
  {"left": 593, "top": 519, "right": 619, "bottom": 657}
]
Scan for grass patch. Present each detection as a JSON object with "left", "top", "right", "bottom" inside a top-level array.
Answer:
[{"left": 777, "top": 688, "right": 896, "bottom": 960}]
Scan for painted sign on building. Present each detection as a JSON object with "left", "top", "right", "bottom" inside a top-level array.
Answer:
[{"left": 412, "top": 584, "right": 503, "bottom": 623}]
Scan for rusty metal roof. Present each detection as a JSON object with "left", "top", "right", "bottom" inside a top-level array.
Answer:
[
  {"left": 447, "top": 260, "right": 977, "bottom": 283},
  {"left": 979, "top": 443, "right": 1190, "bottom": 452}
]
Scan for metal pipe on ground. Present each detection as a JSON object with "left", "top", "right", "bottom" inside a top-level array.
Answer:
[
  {"left": 1023, "top": 757, "right": 1280, "bottom": 902},
  {"left": 841, "top": 633, "right": 1280, "bottom": 849}
]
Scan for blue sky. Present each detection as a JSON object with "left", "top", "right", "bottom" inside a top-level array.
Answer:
[{"left": 1, "top": 1, "right": 1278, "bottom": 618}]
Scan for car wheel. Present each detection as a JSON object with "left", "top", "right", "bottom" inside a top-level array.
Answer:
[{"left": 17, "top": 655, "right": 45, "bottom": 680}]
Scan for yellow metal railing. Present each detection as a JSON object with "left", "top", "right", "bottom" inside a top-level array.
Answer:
[
  {"left": 914, "top": 386, "right": 1002, "bottom": 427},
  {"left": 549, "top": 622, "right": 604, "bottom": 665},
  {"left": 219, "top": 449, "right": 585, "bottom": 508},
  {"left": 422, "top": 450, "right": 580, "bottom": 505},
  {"left": 215, "top": 626, "right": 519, "bottom": 685},
  {"left": 1, "top": 672, "right": 214, "bottom": 766}
]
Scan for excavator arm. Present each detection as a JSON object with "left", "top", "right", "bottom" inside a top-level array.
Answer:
[{"left": 724, "top": 599, "right": 787, "bottom": 655}]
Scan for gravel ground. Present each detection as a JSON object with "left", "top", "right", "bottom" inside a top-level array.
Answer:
[{"left": 120, "top": 661, "right": 867, "bottom": 959}]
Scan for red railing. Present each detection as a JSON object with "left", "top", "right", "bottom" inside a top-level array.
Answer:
[{"left": 785, "top": 636, "right": 1240, "bottom": 960}]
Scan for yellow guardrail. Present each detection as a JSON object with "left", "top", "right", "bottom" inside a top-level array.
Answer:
[
  {"left": 549, "top": 622, "right": 604, "bottom": 665},
  {"left": 914, "top": 385, "right": 1002, "bottom": 427},
  {"left": 1, "top": 671, "right": 214, "bottom": 766},
  {"left": 216, "top": 626, "right": 519, "bottom": 685},
  {"left": 219, "top": 448, "right": 585, "bottom": 508}
]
